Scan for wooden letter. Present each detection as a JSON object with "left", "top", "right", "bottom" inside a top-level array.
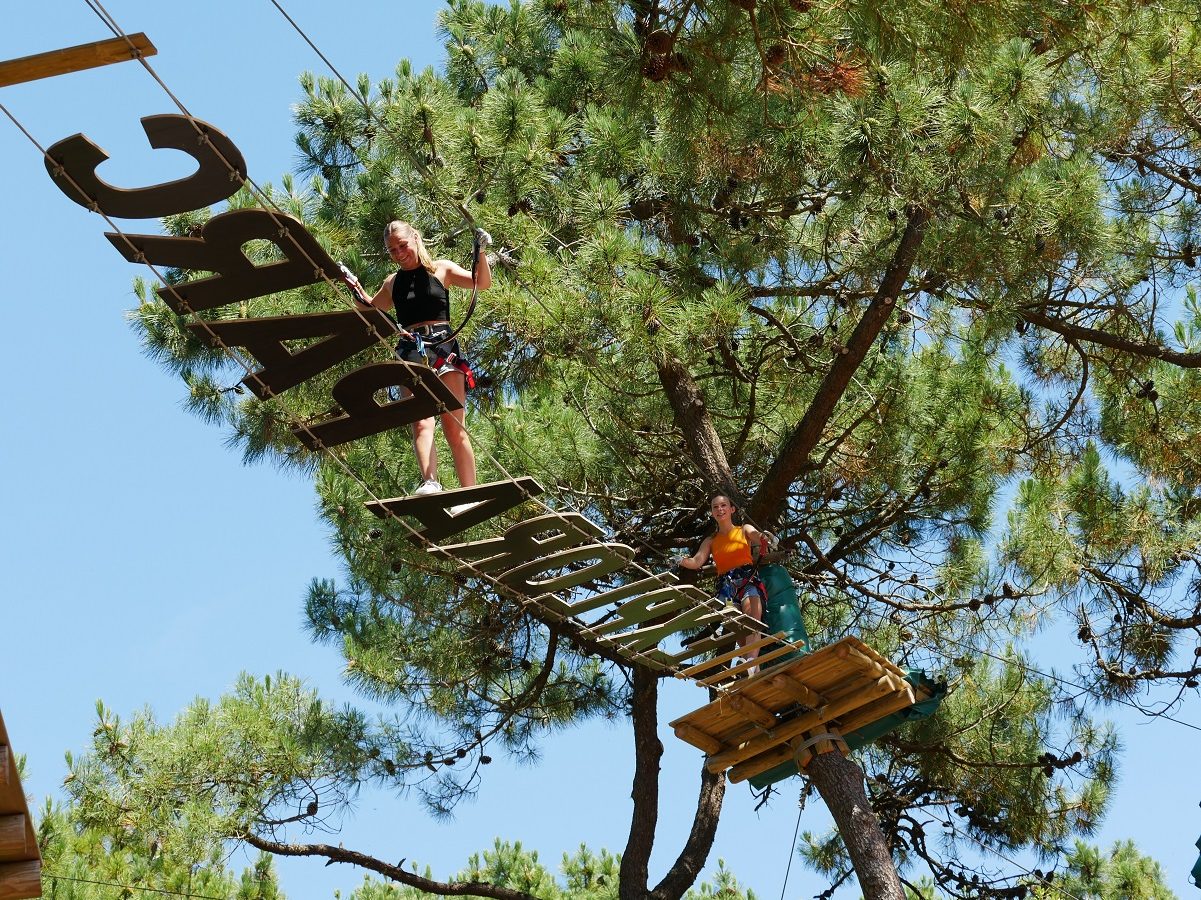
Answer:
[
  {"left": 189, "top": 308, "right": 397, "bottom": 398},
  {"left": 366, "top": 477, "right": 546, "bottom": 544},
  {"left": 598, "top": 598, "right": 725, "bottom": 654},
  {"left": 291, "top": 361, "right": 462, "bottom": 449},
  {"left": 45, "top": 114, "right": 245, "bottom": 217},
  {"left": 498, "top": 543, "right": 635, "bottom": 597},
  {"left": 589, "top": 585, "right": 709, "bottom": 634},
  {"left": 545, "top": 572, "right": 678, "bottom": 618},
  {"left": 107, "top": 208, "right": 341, "bottom": 314},
  {"left": 433, "top": 513, "right": 603, "bottom": 574}
]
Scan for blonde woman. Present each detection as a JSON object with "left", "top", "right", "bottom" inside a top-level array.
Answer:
[{"left": 342, "top": 220, "right": 491, "bottom": 495}]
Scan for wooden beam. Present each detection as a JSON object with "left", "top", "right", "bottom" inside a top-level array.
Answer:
[
  {"left": 0, "top": 860, "right": 41, "bottom": 900},
  {"left": 770, "top": 674, "right": 824, "bottom": 708},
  {"left": 0, "top": 816, "right": 25, "bottom": 862},
  {"left": 0, "top": 33, "right": 156, "bottom": 88},
  {"left": 697, "top": 640, "right": 804, "bottom": 686},
  {"left": 673, "top": 723, "right": 725, "bottom": 755},
  {"left": 0, "top": 747, "right": 7, "bottom": 788},
  {"left": 679, "top": 632, "right": 785, "bottom": 678},
  {"left": 727, "top": 694, "right": 776, "bottom": 729},
  {"left": 837, "top": 642, "right": 886, "bottom": 678}
]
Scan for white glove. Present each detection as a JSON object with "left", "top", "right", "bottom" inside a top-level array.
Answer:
[{"left": 475, "top": 228, "right": 493, "bottom": 248}]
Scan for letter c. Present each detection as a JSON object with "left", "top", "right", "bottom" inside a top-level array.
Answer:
[{"left": 44, "top": 114, "right": 246, "bottom": 218}]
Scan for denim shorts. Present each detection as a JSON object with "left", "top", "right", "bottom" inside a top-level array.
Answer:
[
  {"left": 716, "top": 565, "right": 766, "bottom": 608},
  {"left": 390, "top": 324, "right": 475, "bottom": 399}
]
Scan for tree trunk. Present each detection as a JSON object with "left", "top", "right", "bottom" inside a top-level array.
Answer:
[
  {"left": 656, "top": 356, "right": 740, "bottom": 502},
  {"left": 750, "top": 208, "right": 930, "bottom": 528},
  {"left": 620, "top": 665, "right": 662, "bottom": 900},
  {"left": 805, "top": 751, "right": 904, "bottom": 900}
]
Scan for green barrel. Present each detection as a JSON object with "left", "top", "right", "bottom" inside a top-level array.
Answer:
[{"left": 758, "top": 563, "right": 811, "bottom": 669}]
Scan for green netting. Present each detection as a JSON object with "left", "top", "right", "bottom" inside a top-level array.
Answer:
[{"left": 758, "top": 563, "right": 811, "bottom": 667}]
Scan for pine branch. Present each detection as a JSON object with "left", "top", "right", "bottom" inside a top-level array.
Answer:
[
  {"left": 648, "top": 764, "right": 726, "bottom": 900},
  {"left": 242, "top": 833, "right": 541, "bottom": 900},
  {"left": 1020, "top": 307, "right": 1201, "bottom": 368},
  {"left": 751, "top": 207, "right": 932, "bottom": 527}
]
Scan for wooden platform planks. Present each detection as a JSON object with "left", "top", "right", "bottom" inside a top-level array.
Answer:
[
  {"left": 669, "top": 637, "right": 927, "bottom": 782},
  {"left": 0, "top": 712, "right": 40, "bottom": 899},
  {"left": 0, "top": 34, "right": 156, "bottom": 88}
]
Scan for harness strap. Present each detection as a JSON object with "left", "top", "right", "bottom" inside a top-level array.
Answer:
[{"left": 428, "top": 229, "right": 482, "bottom": 348}]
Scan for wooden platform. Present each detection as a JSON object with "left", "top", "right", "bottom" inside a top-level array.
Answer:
[
  {"left": 0, "top": 711, "right": 41, "bottom": 899},
  {"left": 669, "top": 637, "right": 928, "bottom": 784}
]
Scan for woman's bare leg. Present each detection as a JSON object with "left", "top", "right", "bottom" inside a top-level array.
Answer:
[{"left": 439, "top": 371, "right": 476, "bottom": 488}]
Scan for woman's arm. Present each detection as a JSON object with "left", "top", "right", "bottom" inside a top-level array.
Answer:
[
  {"left": 742, "top": 524, "right": 771, "bottom": 562},
  {"left": 366, "top": 274, "right": 395, "bottom": 312},
  {"left": 678, "top": 536, "right": 713, "bottom": 571},
  {"left": 435, "top": 250, "right": 492, "bottom": 291}
]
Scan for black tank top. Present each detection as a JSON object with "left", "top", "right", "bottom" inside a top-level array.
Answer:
[{"left": 390, "top": 266, "right": 449, "bottom": 327}]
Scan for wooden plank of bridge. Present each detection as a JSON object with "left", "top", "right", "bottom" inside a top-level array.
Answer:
[
  {"left": 0, "top": 33, "right": 156, "bottom": 88},
  {"left": 0, "top": 862, "right": 41, "bottom": 900}
]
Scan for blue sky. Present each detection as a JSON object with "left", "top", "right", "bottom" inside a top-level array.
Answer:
[{"left": 1, "top": 3, "right": 1198, "bottom": 898}]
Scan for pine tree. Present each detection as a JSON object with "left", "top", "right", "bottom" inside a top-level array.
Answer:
[
  {"left": 102, "top": 0, "right": 1201, "bottom": 898},
  {"left": 37, "top": 776, "right": 284, "bottom": 899}
]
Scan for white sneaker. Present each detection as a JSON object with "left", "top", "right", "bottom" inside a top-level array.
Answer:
[
  {"left": 414, "top": 479, "right": 443, "bottom": 496},
  {"left": 450, "top": 501, "right": 480, "bottom": 516}
]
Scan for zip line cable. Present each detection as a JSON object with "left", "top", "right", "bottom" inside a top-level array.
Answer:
[
  {"left": 78, "top": 0, "right": 777, "bottom": 650},
  {"left": 0, "top": 93, "right": 697, "bottom": 691}
]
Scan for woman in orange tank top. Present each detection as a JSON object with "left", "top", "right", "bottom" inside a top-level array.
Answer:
[{"left": 678, "top": 493, "right": 768, "bottom": 673}]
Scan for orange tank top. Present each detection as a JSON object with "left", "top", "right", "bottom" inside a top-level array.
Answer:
[{"left": 711, "top": 526, "right": 753, "bottom": 575}]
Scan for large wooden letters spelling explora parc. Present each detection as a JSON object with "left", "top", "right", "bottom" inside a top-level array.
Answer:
[{"left": 43, "top": 110, "right": 778, "bottom": 678}]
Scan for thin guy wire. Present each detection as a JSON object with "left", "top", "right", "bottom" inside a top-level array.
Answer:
[
  {"left": 43, "top": 871, "right": 230, "bottom": 900},
  {"left": 777, "top": 793, "right": 804, "bottom": 900},
  {"left": 934, "top": 628, "right": 1201, "bottom": 733}
]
